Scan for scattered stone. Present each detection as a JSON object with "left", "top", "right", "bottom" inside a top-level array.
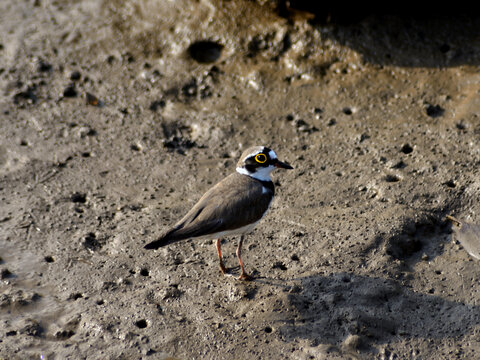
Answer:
[{"left": 86, "top": 92, "right": 104, "bottom": 107}]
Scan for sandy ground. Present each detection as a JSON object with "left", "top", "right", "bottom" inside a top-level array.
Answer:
[{"left": 1, "top": 1, "right": 480, "bottom": 359}]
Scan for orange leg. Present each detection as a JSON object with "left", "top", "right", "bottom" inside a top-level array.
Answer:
[
  {"left": 216, "top": 239, "right": 227, "bottom": 275},
  {"left": 236, "top": 236, "right": 253, "bottom": 281}
]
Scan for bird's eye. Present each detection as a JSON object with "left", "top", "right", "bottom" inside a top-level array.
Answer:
[{"left": 255, "top": 153, "right": 267, "bottom": 163}]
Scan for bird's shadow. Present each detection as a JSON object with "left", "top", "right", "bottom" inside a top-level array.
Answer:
[
  {"left": 272, "top": 272, "right": 480, "bottom": 354},
  {"left": 257, "top": 211, "right": 480, "bottom": 354}
]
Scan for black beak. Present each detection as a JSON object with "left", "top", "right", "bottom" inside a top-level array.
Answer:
[{"left": 274, "top": 159, "right": 293, "bottom": 169}]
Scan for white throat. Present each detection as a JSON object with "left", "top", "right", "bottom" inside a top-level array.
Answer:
[{"left": 236, "top": 165, "right": 275, "bottom": 182}]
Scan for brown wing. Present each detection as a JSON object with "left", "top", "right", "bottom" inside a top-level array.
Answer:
[{"left": 144, "top": 173, "right": 273, "bottom": 249}]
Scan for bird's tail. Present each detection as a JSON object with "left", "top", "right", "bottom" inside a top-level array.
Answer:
[{"left": 144, "top": 226, "right": 185, "bottom": 250}]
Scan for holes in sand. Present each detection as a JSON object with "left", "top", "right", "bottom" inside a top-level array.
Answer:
[
  {"left": 188, "top": 40, "right": 223, "bottom": 63},
  {"left": 385, "top": 219, "right": 447, "bottom": 263},
  {"left": 264, "top": 326, "right": 273, "bottom": 333},
  {"left": 392, "top": 161, "right": 407, "bottom": 169},
  {"left": 272, "top": 262, "right": 287, "bottom": 271},
  {"left": 63, "top": 84, "right": 78, "bottom": 98},
  {"left": 69, "top": 293, "right": 83, "bottom": 301},
  {"left": 44, "top": 256, "right": 54, "bottom": 263},
  {"left": 135, "top": 319, "right": 148, "bottom": 329},
  {"left": 140, "top": 268, "right": 150, "bottom": 277},
  {"left": 426, "top": 104, "right": 444, "bottom": 118},
  {"left": 71, "top": 192, "right": 87, "bottom": 203},
  {"left": 385, "top": 174, "right": 401, "bottom": 183},
  {"left": 386, "top": 234, "right": 423, "bottom": 260},
  {"left": 400, "top": 144, "right": 413, "bottom": 154},
  {"left": 444, "top": 180, "right": 456, "bottom": 188}
]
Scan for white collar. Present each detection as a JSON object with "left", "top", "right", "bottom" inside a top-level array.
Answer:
[{"left": 236, "top": 166, "right": 275, "bottom": 182}]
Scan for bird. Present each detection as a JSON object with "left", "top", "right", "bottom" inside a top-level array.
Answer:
[{"left": 144, "top": 146, "right": 293, "bottom": 280}]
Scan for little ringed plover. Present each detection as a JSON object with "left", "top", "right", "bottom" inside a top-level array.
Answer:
[{"left": 144, "top": 146, "right": 293, "bottom": 280}]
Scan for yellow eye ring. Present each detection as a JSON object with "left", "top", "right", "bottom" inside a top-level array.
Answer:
[{"left": 255, "top": 153, "right": 267, "bottom": 163}]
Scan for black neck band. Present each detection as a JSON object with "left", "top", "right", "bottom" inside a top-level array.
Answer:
[{"left": 257, "top": 179, "right": 275, "bottom": 194}]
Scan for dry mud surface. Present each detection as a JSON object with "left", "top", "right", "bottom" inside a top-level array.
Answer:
[{"left": 1, "top": 2, "right": 480, "bottom": 359}]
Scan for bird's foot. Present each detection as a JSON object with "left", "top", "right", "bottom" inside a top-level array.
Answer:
[{"left": 238, "top": 272, "right": 254, "bottom": 281}]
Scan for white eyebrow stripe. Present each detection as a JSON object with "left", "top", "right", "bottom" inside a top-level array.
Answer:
[{"left": 244, "top": 149, "right": 264, "bottom": 159}]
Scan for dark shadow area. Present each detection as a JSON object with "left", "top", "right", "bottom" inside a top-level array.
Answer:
[
  {"left": 383, "top": 215, "right": 451, "bottom": 267},
  {"left": 277, "top": 2, "right": 480, "bottom": 67},
  {"left": 279, "top": 272, "right": 480, "bottom": 353},
  {"left": 362, "top": 209, "right": 456, "bottom": 270}
]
